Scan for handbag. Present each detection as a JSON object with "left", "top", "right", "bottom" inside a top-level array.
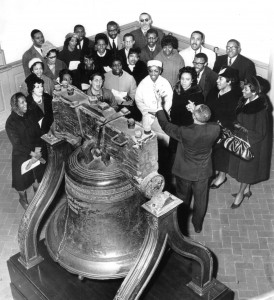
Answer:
[
  {"left": 217, "top": 123, "right": 254, "bottom": 161},
  {"left": 217, "top": 126, "right": 233, "bottom": 144},
  {"left": 223, "top": 132, "right": 254, "bottom": 161}
]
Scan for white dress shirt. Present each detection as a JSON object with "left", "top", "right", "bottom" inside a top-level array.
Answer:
[
  {"left": 228, "top": 55, "right": 238, "bottom": 66},
  {"left": 179, "top": 45, "right": 216, "bottom": 69},
  {"left": 109, "top": 37, "right": 118, "bottom": 49},
  {"left": 34, "top": 45, "right": 43, "bottom": 57},
  {"left": 197, "top": 68, "right": 205, "bottom": 84}
]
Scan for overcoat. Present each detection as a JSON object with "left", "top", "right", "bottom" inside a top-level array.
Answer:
[
  {"left": 206, "top": 87, "right": 240, "bottom": 172},
  {"left": 5, "top": 111, "right": 46, "bottom": 191},
  {"left": 26, "top": 93, "right": 53, "bottom": 135},
  {"left": 228, "top": 95, "right": 272, "bottom": 184}
]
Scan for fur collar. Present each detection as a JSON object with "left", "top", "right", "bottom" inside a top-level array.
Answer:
[
  {"left": 175, "top": 84, "right": 203, "bottom": 96},
  {"left": 236, "top": 95, "right": 268, "bottom": 114}
]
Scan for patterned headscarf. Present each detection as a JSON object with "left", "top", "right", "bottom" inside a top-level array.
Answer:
[{"left": 10, "top": 92, "right": 26, "bottom": 116}]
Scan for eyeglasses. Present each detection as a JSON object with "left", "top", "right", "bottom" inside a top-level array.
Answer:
[
  {"left": 226, "top": 46, "right": 238, "bottom": 51},
  {"left": 193, "top": 61, "right": 205, "bottom": 65},
  {"left": 140, "top": 18, "right": 149, "bottom": 22},
  {"left": 48, "top": 55, "right": 56, "bottom": 59}
]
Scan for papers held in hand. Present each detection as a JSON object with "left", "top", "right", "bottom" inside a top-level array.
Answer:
[
  {"left": 111, "top": 89, "right": 128, "bottom": 105},
  {"left": 81, "top": 83, "right": 90, "bottom": 91},
  {"left": 21, "top": 157, "right": 46, "bottom": 175},
  {"left": 104, "top": 66, "right": 112, "bottom": 73},
  {"left": 69, "top": 61, "right": 81, "bottom": 71},
  {"left": 21, "top": 159, "right": 40, "bottom": 175}
]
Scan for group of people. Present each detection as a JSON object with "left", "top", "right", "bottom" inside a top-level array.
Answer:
[{"left": 5, "top": 12, "right": 272, "bottom": 235}]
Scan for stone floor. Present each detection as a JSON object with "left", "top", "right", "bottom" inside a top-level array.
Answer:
[{"left": 0, "top": 129, "right": 274, "bottom": 300}]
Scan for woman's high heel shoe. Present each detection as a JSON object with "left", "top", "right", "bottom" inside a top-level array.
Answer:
[
  {"left": 210, "top": 177, "right": 227, "bottom": 189},
  {"left": 231, "top": 194, "right": 246, "bottom": 209}
]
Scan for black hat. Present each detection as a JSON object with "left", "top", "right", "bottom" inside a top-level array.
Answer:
[
  {"left": 245, "top": 76, "right": 270, "bottom": 94},
  {"left": 218, "top": 66, "right": 239, "bottom": 79}
]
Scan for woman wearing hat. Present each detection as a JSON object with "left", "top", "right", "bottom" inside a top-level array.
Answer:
[
  {"left": 206, "top": 67, "right": 241, "bottom": 189},
  {"left": 42, "top": 41, "right": 67, "bottom": 80},
  {"left": 20, "top": 58, "right": 54, "bottom": 96},
  {"left": 58, "top": 33, "right": 81, "bottom": 70},
  {"left": 135, "top": 59, "right": 173, "bottom": 145},
  {"left": 228, "top": 76, "right": 272, "bottom": 208},
  {"left": 5, "top": 92, "right": 47, "bottom": 209}
]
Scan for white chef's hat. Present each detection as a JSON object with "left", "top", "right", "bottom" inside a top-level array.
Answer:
[{"left": 147, "top": 60, "right": 162, "bottom": 68}]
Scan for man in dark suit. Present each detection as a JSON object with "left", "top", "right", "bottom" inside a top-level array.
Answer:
[
  {"left": 22, "top": 29, "right": 49, "bottom": 77},
  {"left": 74, "top": 25, "right": 95, "bottom": 57},
  {"left": 118, "top": 33, "right": 136, "bottom": 68},
  {"left": 130, "top": 12, "right": 164, "bottom": 50},
  {"left": 194, "top": 53, "right": 218, "bottom": 100},
  {"left": 213, "top": 39, "right": 256, "bottom": 83},
  {"left": 156, "top": 101, "right": 220, "bottom": 233},
  {"left": 139, "top": 29, "right": 162, "bottom": 65},
  {"left": 106, "top": 21, "right": 123, "bottom": 56}
]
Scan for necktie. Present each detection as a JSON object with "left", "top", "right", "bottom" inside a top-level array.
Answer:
[
  {"left": 229, "top": 58, "right": 232, "bottom": 66},
  {"left": 112, "top": 39, "right": 117, "bottom": 52}
]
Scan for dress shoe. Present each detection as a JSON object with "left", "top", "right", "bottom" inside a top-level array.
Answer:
[
  {"left": 210, "top": 177, "right": 227, "bottom": 189},
  {"left": 194, "top": 227, "right": 202, "bottom": 233},
  {"left": 231, "top": 194, "right": 247, "bottom": 209}
]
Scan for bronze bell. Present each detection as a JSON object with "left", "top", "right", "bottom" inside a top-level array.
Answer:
[{"left": 45, "top": 146, "right": 147, "bottom": 279}]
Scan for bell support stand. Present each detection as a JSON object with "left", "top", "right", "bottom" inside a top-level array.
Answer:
[{"left": 115, "top": 192, "right": 231, "bottom": 300}]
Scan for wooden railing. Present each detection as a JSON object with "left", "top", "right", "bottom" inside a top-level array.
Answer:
[{"left": 0, "top": 21, "right": 269, "bottom": 131}]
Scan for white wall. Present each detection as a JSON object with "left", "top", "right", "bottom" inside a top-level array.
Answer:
[{"left": 0, "top": 0, "right": 272, "bottom": 64}]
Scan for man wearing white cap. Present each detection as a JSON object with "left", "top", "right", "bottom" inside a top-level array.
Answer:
[{"left": 135, "top": 60, "right": 173, "bottom": 146}]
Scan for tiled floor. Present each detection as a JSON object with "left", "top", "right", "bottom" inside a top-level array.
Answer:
[{"left": 0, "top": 129, "right": 274, "bottom": 300}]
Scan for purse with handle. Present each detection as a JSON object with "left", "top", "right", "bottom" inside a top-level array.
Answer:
[
  {"left": 223, "top": 133, "right": 254, "bottom": 161},
  {"left": 217, "top": 123, "right": 254, "bottom": 161}
]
